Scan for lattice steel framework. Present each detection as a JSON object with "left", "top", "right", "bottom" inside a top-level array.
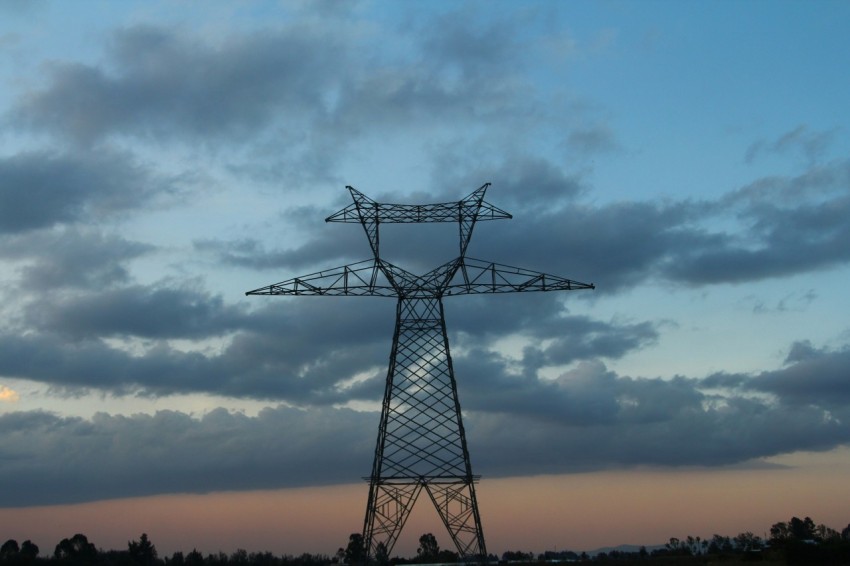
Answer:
[{"left": 246, "top": 184, "right": 594, "bottom": 561}]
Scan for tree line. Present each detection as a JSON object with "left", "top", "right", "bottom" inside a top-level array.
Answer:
[{"left": 4, "top": 516, "right": 850, "bottom": 566}]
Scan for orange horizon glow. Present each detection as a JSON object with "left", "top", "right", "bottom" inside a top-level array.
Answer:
[{"left": 2, "top": 448, "right": 849, "bottom": 558}]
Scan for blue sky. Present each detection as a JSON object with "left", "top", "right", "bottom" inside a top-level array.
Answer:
[{"left": 2, "top": 0, "right": 850, "bottom": 556}]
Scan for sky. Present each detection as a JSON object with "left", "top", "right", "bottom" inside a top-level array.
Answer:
[{"left": 1, "top": 0, "right": 850, "bottom": 558}]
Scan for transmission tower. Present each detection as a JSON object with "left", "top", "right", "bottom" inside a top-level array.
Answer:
[{"left": 246, "top": 184, "right": 594, "bottom": 561}]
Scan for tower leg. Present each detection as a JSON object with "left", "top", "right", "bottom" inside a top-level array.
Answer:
[{"left": 363, "top": 297, "right": 486, "bottom": 561}]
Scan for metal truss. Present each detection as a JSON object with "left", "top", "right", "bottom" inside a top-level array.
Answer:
[
  {"left": 244, "top": 257, "right": 593, "bottom": 298},
  {"left": 247, "top": 184, "right": 594, "bottom": 562}
]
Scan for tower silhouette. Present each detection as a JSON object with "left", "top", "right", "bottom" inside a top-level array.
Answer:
[{"left": 247, "top": 184, "right": 594, "bottom": 561}]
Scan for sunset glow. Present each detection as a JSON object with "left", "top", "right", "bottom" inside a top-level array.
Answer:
[{"left": 3, "top": 450, "right": 850, "bottom": 557}]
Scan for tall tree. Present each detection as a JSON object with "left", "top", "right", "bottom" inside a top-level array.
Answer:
[
  {"left": 344, "top": 534, "right": 365, "bottom": 565},
  {"left": 129, "top": 533, "right": 158, "bottom": 566},
  {"left": 0, "top": 540, "right": 19, "bottom": 560},
  {"left": 20, "top": 541, "right": 39, "bottom": 562},
  {"left": 789, "top": 516, "right": 817, "bottom": 540},
  {"left": 184, "top": 549, "right": 204, "bottom": 566},
  {"left": 373, "top": 543, "right": 388, "bottom": 566},
  {"left": 707, "top": 534, "right": 733, "bottom": 554},
  {"left": 416, "top": 534, "right": 439, "bottom": 562},
  {"left": 55, "top": 534, "right": 97, "bottom": 561}
]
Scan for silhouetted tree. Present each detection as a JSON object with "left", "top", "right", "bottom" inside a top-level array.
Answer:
[
  {"left": 791, "top": 516, "right": 817, "bottom": 540},
  {"left": 293, "top": 552, "right": 331, "bottom": 566},
  {"left": 664, "top": 537, "right": 690, "bottom": 556},
  {"left": 416, "top": 534, "right": 438, "bottom": 562},
  {"left": 229, "top": 550, "right": 248, "bottom": 566},
  {"left": 12, "top": 512, "right": 850, "bottom": 566},
  {"left": 20, "top": 541, "right": 39, "bottom": 562},
  {"left": 706, "top": 534, "right": 733, "bottom": 554},
  {"left": 771, "top": 516, "right": 819, "bottom": 546},
  {"left": 684, "top": 535, "right": 703, "bottom": 555},
  {"left": 0, "top": 540, "right": 38, "bottom": 566},
  {"left": 55, "top": 534, "right": 97, "bottom": 562},
  {"left": 184, "top": 549, "right": 204, "bottom": 566},
  {"left": 248, "top": 551, "right": 281, "bottom": 566},
  {"left": 128, "top": 534, "right": 158, "bottom": 566},
  {"left": 815, "top": 523, "right": 839, "bottom": 541},
  {"left": 343, "top": 534, "right": 364, "bottom": 565},
  {"left": 0, "top": 541, "right": 19, "bottom": 561},
  {"left": 373, "top": 543, "right": 387, "bottom": 566}
]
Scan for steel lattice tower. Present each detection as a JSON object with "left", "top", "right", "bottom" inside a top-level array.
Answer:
[{"left": 246, "top": 184, "right": 594, "bottom": 561}]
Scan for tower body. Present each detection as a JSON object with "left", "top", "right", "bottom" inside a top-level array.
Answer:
[
  {"left": 246, "top": 184, "right": 593, "bottom": 562},
  {"left": 364, "top": 297, "right": 484, "bottom": 558}
]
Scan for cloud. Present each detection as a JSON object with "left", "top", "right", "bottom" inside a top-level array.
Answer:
[
  {"left": 195, "top": 224, "right": 369, "bottom": 274},
  {"left": 18, "top": 17, "right": 847, "bottom": 305},
  {"left": 745, "top": 125, "right": 839, "bottom": 164},
  {"left": 468, "top": 354, "right": 850, "bottom": 474},
  {"left": 478, "top": 199, "right": 700, "bottom": 293},
  {"left": 747, "top": 342, "right": 850, "bottom": 408},
  {"left": 530, "top": 317, "right": 659, "bottom": 366},
  {"left": 439, "top": 155, "right": 587, "bottom": 211},
  {"left": 198, "top": 172, "right": 651, "bottom": 295},
  {"left": 0, "top": 151, "right": 163, "bottom": 234},
  {"left": 0, "top": 406, "right": 374, "bottom": 507},
  {"left": 668, "top": 159, "right": 850, "bottom": 284},
  {"left": 0, "top": 261, "right": 651, "bottom": 405},
  {"left": 11, "top": 25, "right": 348, "bottom": 146},
  {"left": 198, "top": 159, "right": 587, "bottom": 276},
  {"left": 418, "top": 6, "right": 528, "bottom": 81},
  {"left": 9, "top": 17, "right": 534, "bottom": 158},
  {"left": 201, "top": 151, "right": 850, "bottom": 296},
  {"left": 6, "top": 339, "right": 850, "bottom": 507},
  {"left": 1, "top": 228, "right": 154, "bottom": 292},
  {"left": 746, "top": 289, "right": 817, "bottom": 314},
  {"left": 27, "top": 283, "right": 248, "bottom": 340},
  {"left": 565, "top": 124, "right": 620, "bottom": 155},
  {"left": 0, "top": 297, "right": 396, "bottom": 402},
  {"left": 5, "top": 11, "right": 569, "bottom": 188}
]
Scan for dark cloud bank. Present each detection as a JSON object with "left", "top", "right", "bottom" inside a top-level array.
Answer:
[
  {"left": 1, "top": 14, "right": 850, "bottom": 507},
  {"left": 3, "top": 341, "right": 850, "bottom": 507}
]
